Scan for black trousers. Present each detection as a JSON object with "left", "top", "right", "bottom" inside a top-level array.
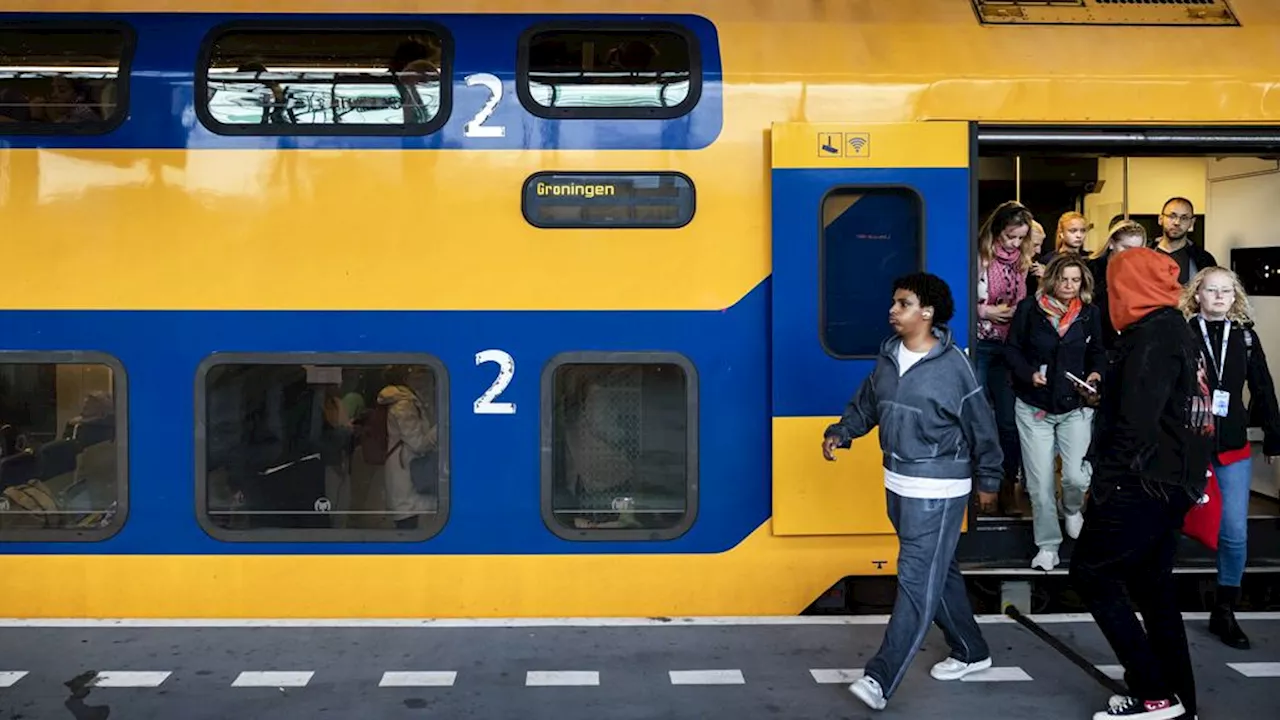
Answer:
[{"left": 1069, "top": 478, "right": 1196, "bottom": 716}]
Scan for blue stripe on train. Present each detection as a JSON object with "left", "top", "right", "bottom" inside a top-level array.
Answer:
[
  {"left": 0, "top": 12, "right": 723, "bottom": 151},
  {"left": 0, "top": 281, "right": 769, "bottom": 555}
]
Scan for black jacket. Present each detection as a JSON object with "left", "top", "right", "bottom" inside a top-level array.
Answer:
[
  {"left": 1091, "top": 307, "right": 1215, "bottom": 499},
  {"left": 1005, "top": 297, "right": 1107, "bottom": 415},
  {"left": 1187, "top": 317, "right": 1280, "bottom": 457}
]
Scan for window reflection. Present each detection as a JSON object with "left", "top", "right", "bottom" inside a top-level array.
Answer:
[
  {"left": 0, "top": 361, "right": 121, "bottom": 534},
  {"left": 203, "top": 30, "right": 445, "bottom": 129},
  {"left": 548, "top": 362, "right": 691, "bottom": 535},
  {"left": 0, "top": 28, "right": 128, "bottom": 131},
  {"left": 203, "top": 360, "right": 445, "bottom": 537}
]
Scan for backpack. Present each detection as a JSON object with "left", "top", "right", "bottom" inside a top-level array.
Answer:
[{"left": 358, "top": 404, "right": 393, "bottom": 466}]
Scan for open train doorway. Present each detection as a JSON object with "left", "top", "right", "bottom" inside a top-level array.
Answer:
[{"left": 958, "top": 126, "right": 1280, "bottom": 581}]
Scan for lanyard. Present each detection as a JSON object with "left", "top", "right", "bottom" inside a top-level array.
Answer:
[{"left": 1198, "top": 316, "right": 1230, "bottom": 387}]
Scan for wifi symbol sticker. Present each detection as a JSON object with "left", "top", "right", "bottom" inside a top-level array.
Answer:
[{"left": 845, "top": 133, "right": 871, "bottom": 158}]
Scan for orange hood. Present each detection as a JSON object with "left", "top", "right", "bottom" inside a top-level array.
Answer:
[{"left": 1106, "top": 247, "right": 1182, "bottom": 332}]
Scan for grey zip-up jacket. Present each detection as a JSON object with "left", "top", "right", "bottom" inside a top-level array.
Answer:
[{"left": 824, "top": 326, "right": 1004, "bottom": 494}]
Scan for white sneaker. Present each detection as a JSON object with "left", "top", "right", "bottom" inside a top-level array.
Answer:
[
  {"left": 849, "top": 675, "right": 887, "bottom": 711},
  {"left": 1031, "top": 549, "right": 1060, "bottom": 571},
  {"left": 1065, "top": 511, "right": 1084, "bottom": 539},
  {"left": 930, "top": 656, "right": 993, "bottom": 681}
]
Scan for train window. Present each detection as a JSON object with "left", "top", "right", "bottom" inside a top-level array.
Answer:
[
  {"left": 518, "top": 24, "right": 700, "bottom": 119},
  {"left": 541, "top": 353, "right": 698, "bottom": 541},
  {"left": 522, "top": 172, "right": 696, "bottom": 229},
  {"left": 0, "top": 353, "right": 127, "bottom": 541},
  {"left": 196, "top": 354, "right": 449, "bottom": 542},
  {"left": 0, "top": 25, "right": 132, "bottom": 134},
  {"left": 197, "top": 25, "right": 451, "bottom": 135},
  {"left": 821, "top": 188, "right": 925, "bottom": 358}
]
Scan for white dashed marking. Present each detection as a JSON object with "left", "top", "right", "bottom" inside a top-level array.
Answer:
[
  {"left": 525, "top": 671, "right": 600, "bottom": 687},
  {"left": 379, "top": 671, "right": 457, "bottom": 687},
  {"left": 960, "top": 667, "right": 1033, "bottom": 682},
  {"left": 1228, "top": 662, "right": 1280, "bottom": 678},
  {"left": 231, "top": 671, "right": 314, "bottom": 687},
  {"left": 810, "top": 668, "right": 863, "bottom": 684},
  {"left": 0, "top": 671, "right": 28, "bottom": 688},
  {"left": 90, "top": 671, "right": 172, "bottom": 687},
  {"left": 1097, "top": 665, "right": 1125, "bottom": 680},
  {"left": 669, "top": 669, "right": 745, "bottom": 685}
]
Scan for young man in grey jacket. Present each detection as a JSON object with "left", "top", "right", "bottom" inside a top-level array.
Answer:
[{"left": 822, "top": 272, "right": 1004, "bottom": 711}]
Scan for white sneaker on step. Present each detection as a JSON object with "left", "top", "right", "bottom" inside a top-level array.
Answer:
[
  {"left": 930, "top": 656, "right": 993, "bottom": 681},
  {"left": 849, "top": 675, "right": 886, "bottom": 710},
  {"left": 1065, "top": 511, "right": 1084, "bottom": 539},
  {"left": 1031, "top": 549, "right": 1059, "bottom": 571}
]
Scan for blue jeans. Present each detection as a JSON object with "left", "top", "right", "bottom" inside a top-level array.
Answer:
[
  {"left": 974, "top": 340, "right": 1021, "bottom": 483},
  {"left": 1213, "top": 457, "right": 1252, "bottom": 587},
  {"left": 864, "top": 491, "right": 990, "bottom": 699}
]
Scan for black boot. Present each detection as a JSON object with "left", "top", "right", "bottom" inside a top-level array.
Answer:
[{"left": 1209, "top": 585, "right": 1251, "bottom": 650}]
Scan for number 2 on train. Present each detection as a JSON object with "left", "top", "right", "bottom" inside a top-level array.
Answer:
[
  {"left": 474, "top": 349, "right": 516, "bottom": 414},
  {"left": 463, "top": 73, "right": 506, "bottom": 138}
]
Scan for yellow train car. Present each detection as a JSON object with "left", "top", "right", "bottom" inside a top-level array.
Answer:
[{"left": 0, "top": 0, "right": 1277, "bottom": 618}]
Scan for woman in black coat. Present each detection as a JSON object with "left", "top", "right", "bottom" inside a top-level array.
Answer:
[{"left": 1004, "top": 254, "right": 1107, "bottom": 571}]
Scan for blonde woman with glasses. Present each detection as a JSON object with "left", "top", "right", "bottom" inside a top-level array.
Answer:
[{"left": 1181, "top": 267, "right": 1280, "bottom": 650}]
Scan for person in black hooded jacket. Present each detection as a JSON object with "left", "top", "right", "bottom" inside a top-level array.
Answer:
[
  {"left": 1070, "top": 247, "right": 1214, "bottom": 720},
  {"left": 1181, "top": 267, "right": 1280, "bottom": 651}
]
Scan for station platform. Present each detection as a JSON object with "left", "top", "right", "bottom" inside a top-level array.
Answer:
[{"left": 0, "top": 614, "right": 1275, "bottom": 719}]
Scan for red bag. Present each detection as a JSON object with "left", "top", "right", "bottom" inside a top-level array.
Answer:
[{"left": 1183, "top": 465, "right": 1222, "bottom": 550}]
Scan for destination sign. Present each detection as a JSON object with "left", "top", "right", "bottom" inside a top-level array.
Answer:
[{"left": 522, "top": 172, "right": 695, "bottom": 229}]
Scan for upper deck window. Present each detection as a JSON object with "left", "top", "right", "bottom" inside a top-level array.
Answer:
[
  {"left": 198, "top": 25, "right": 451, "bottom": 135},
  {"left": 518, "top": 24, "right": 700, "bottom": 119},
  {"left": 0, "top": 25, "right": 131, "bottom": 134}
]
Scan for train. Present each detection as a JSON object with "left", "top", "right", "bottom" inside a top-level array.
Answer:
[{"left": 1, "top": 0, "right": 1278, "bottom": 619}]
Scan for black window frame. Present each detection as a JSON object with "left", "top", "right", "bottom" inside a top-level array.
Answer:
[
  {"left": 0, "top": 20, "right": 136, "bottom": 136},
  {"left": 540, "top": 351, "right": 699, "bottom": 542},
  {"left": 818, "top": 185, "right": 928, "bottom": 360},
  {"left": 516, "top": 20, "right": 702, "bottom": 121},
  {"left": 0, "top": 351, "right": 129, "bottom": 542},
  {"left": 194, "top": 19, "right": 454, "bottom": 137},
  {"left": 521, "top": 170, "right": 697, "bottom": 229},
  {"left": 194, "top": 352, "right": 450, "bottom": 543}
]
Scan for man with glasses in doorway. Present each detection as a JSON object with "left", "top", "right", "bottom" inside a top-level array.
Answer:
[{"left": 1155, "top": 197, "right": 1217, "bottom": 285}]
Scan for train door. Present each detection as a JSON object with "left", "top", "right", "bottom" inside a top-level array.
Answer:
[{"left": 770, "top": 121, "right": 976, "bottom": 536}]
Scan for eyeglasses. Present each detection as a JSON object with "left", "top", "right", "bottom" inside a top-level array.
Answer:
[{"left": 1163, "top": 213, "right": 1193, "bottom": 224}]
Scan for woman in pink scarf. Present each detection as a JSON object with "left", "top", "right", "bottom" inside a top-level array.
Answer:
[{"left": 974, "top": 201, "right": 1037, "bottom": 515}]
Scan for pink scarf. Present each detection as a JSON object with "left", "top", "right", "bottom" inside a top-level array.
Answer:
[
  {"left": 978, "top": 242, "right": 1027, "bottom": 342},
  {"left": 987, "top": 242, "right": 1024, "bottom": 306}
]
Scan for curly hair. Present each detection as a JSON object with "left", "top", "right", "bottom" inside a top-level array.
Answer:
[
  {"left": 893, "top": 272, "right": 955, "bottom": 326},
  {"left": 1180, "top": 267, "right": 1254, "bottom": 324}
]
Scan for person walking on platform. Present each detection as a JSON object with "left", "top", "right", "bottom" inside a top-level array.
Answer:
[
  {"left": 822, "top": 272, "right": 1002, "bottom": 712},
  {"left": 1070, "top": 248, "right": 1215, "bottom": 720},
  {"left": 1181, "top": 267, "right": 1280, "bottom": 651}
]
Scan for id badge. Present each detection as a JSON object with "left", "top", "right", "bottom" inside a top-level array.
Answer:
[{"left": 1212, "top": 390, "right": 1231, "bottom": 417}]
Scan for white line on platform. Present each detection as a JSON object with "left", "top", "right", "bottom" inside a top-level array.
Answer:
[
  {"left": 379, "top": 671, "right": 457, "bottom": 687},
  {"left": 669, "top": 669, "right": 745, "bottom": 685},
  {"left": 960, "top": 667, "right": 1033, "bottom": 682},
  {"left": 810, "top": 668, "right": 863, "bottom": 684},
  {"left": 2, "top": 612, "right": 1276, "bottom": 628},
  {"left": 90, "top": 671, "right": 172, "bottom": 688},
  {"left": 526, "top": 671, "right": 600, "bottom": 687},
  {"left": 1097, "top": 665, "right": 1125, "bottom": 680},
  {"left": 0, "top": 671, "right": 28, "bottom": 688},
  {"left": 231, "top": 671, "right": 314, "bottom": 688},
  {"left": 1227, "top": 662, "right": 1280, "bottom": 678}
]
